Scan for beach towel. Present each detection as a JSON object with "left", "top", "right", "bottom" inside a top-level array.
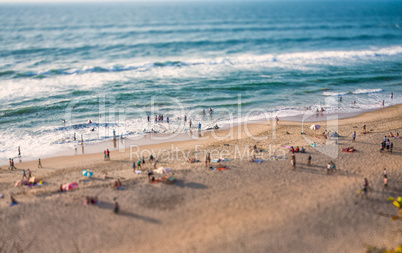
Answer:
[
  {"left": 162, "top": 176, "right": 176, "bottom": 184},
  {"left": 62, "top": 182, "right": 78, "bottom": 191},
  {"left": 252, "top": 159, "right": 263, "bottom": 163},
  {"left": 135, "top": 170, "right": 142, "bottom": 174},
  {"left": 211, "top": 158, "right": 230, "bottom": 163},
  {"left": 10, "top": 202, "right": 18, "bottom": 207},
  {"left": 343, "top": 149, "right": 355, "bottom": 153},
  {"left": 149, "top": 179, "right": 161, "bottom": 184},
  {"left": 217, "top": 167, "right": 228, "bottom": 171}
]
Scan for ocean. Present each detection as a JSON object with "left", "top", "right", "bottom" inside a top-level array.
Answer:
[{"left": 0, "top": 0, "right": 401, "bottom": 164}]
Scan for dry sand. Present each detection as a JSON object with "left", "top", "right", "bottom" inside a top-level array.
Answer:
[{"left": 1, "top": 105, "right": 402, "bottom": 252}]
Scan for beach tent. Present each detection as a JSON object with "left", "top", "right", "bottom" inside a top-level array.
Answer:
[
  {"left": 62, "top": 182, "right": 78, "bottom": 191},
  {"left": 82, "top": 170, "right": 93, "bottom": 178},
  {"left": 155, "top": 167, "right": 172, "bottom": 174},
  {"left": 310, "top": 124, "right": 321, "bottom": 130},
  {"left": 331, "top": 132, "right": 339, "bottom": 137}
]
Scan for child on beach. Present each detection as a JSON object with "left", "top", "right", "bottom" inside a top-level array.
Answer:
[
  {"left": 38, "top": 158, "right": 42, "bottom": 168},
  {"left": 307, "top": 155, "right": 311, "bottom": 165}
]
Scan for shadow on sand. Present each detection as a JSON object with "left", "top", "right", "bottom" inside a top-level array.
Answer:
[
  {"left": 174, "top": 180, "right": 208, "bottom": 189},
  {"left": 97, "top": 202, "right": 161, "bottom": 224}
]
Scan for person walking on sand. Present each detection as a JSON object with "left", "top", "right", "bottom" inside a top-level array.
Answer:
[
  {"left": 384, "top": 174, "right": 388, "bottom": 188},
  {"left": 22, "top": 169, "right": 27, "bottom": 180},
  {"left": 275, "top": 116, "right": 279, "bottom": 125},
  {"left": 27, "top": 169, "right": 31, "bottom": 180},
  {"left": 363, "top": 178, "right": 368, "bottom": 196},
  {"left": 363, "top": 123, "right": 366, "bottom": 132},
  {"left": 352, "top": 131, "right": 356, "bottom": 142},
  {"left": 38, "top": 158, "right": 42, "bottom": 168},
  {"left": 290, "top": 154, "right": 296, "bottom": 168},
  {"left": 8, "top": 158, "right": 12, "bottom": 170},
  {"left": 307, "top": 155, "right": 311, "bottom": 165},
  {"left": 11, "top": 159, "right": 16, "bottom": 170},
  {"left": 113, "top": 197, "right": 119, "bottom": 214},
  {"left": 137, "top": 160, "right": 141, "bottom": 169}
]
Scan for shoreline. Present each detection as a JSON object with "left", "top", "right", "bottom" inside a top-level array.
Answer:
[{"left": 3, "top": 103, "right": 401, "bottom": 168}]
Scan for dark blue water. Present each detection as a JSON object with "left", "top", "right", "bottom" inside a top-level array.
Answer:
[{"left": 0, "top": 0, "right": 401, "bottom": 163}]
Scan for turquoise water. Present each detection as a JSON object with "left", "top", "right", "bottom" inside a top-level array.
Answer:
[{"left": 0, "top": 0, "right": 402, "bottom": 163}]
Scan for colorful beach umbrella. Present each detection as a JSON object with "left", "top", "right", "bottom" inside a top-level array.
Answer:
[
  {"left": 82, "top": 170, "right": 93, "bottom": 178},
  {"left": 156, "top": 167, "right": 172, "bottom": 174},
  {"left": 310, "top": 124, "right": 321, "bottom": 130}
]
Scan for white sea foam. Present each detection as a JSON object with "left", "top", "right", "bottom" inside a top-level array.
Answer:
[
  {"left": 322, "top": 91, "right": 349, "bottom": 96},
  {"left": 352, "top": 88, "right": 382, "bottom": 94}
]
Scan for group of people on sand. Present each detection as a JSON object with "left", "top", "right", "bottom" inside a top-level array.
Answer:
[
  {"left": 380, "top": 136, "right": 393, "bottom": 153},
  {"left": 289, "top": 146, "right": 305, "bottom": 154},
  {"left": 104, "top": 149, "right": 110, "bottom": 160},
  {"left": 132, "top": 155, "right": 158, "bottom": 172},
  {"left": 327, "top": 161, "right": 336, "bottom": 174},
  {"left": 8, "top": 158, "right": 17, "bottom": 170},
  {"left": 388, "top": 132, "right": 399, "bottom": 138}
]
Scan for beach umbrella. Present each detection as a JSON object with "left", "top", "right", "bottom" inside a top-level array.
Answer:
[
  {"left": 310, "top": 124, "right": 321, "bottom": 130},
  {"left": 82, "top": 170, "right": 93, "bottom": 178},
  {"left": 62, "top": 182, "right": 78, "bottom": 191},
  {"left": 29, "top": 177, "right": 38, "bottom": 184},
  {"left": 156, "top": 167, "right": 172, "bottom": 174}
]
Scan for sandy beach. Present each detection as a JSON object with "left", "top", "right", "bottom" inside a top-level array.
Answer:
[{"left": 1, "top": 105, "right": 401, "bottom": 253}]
